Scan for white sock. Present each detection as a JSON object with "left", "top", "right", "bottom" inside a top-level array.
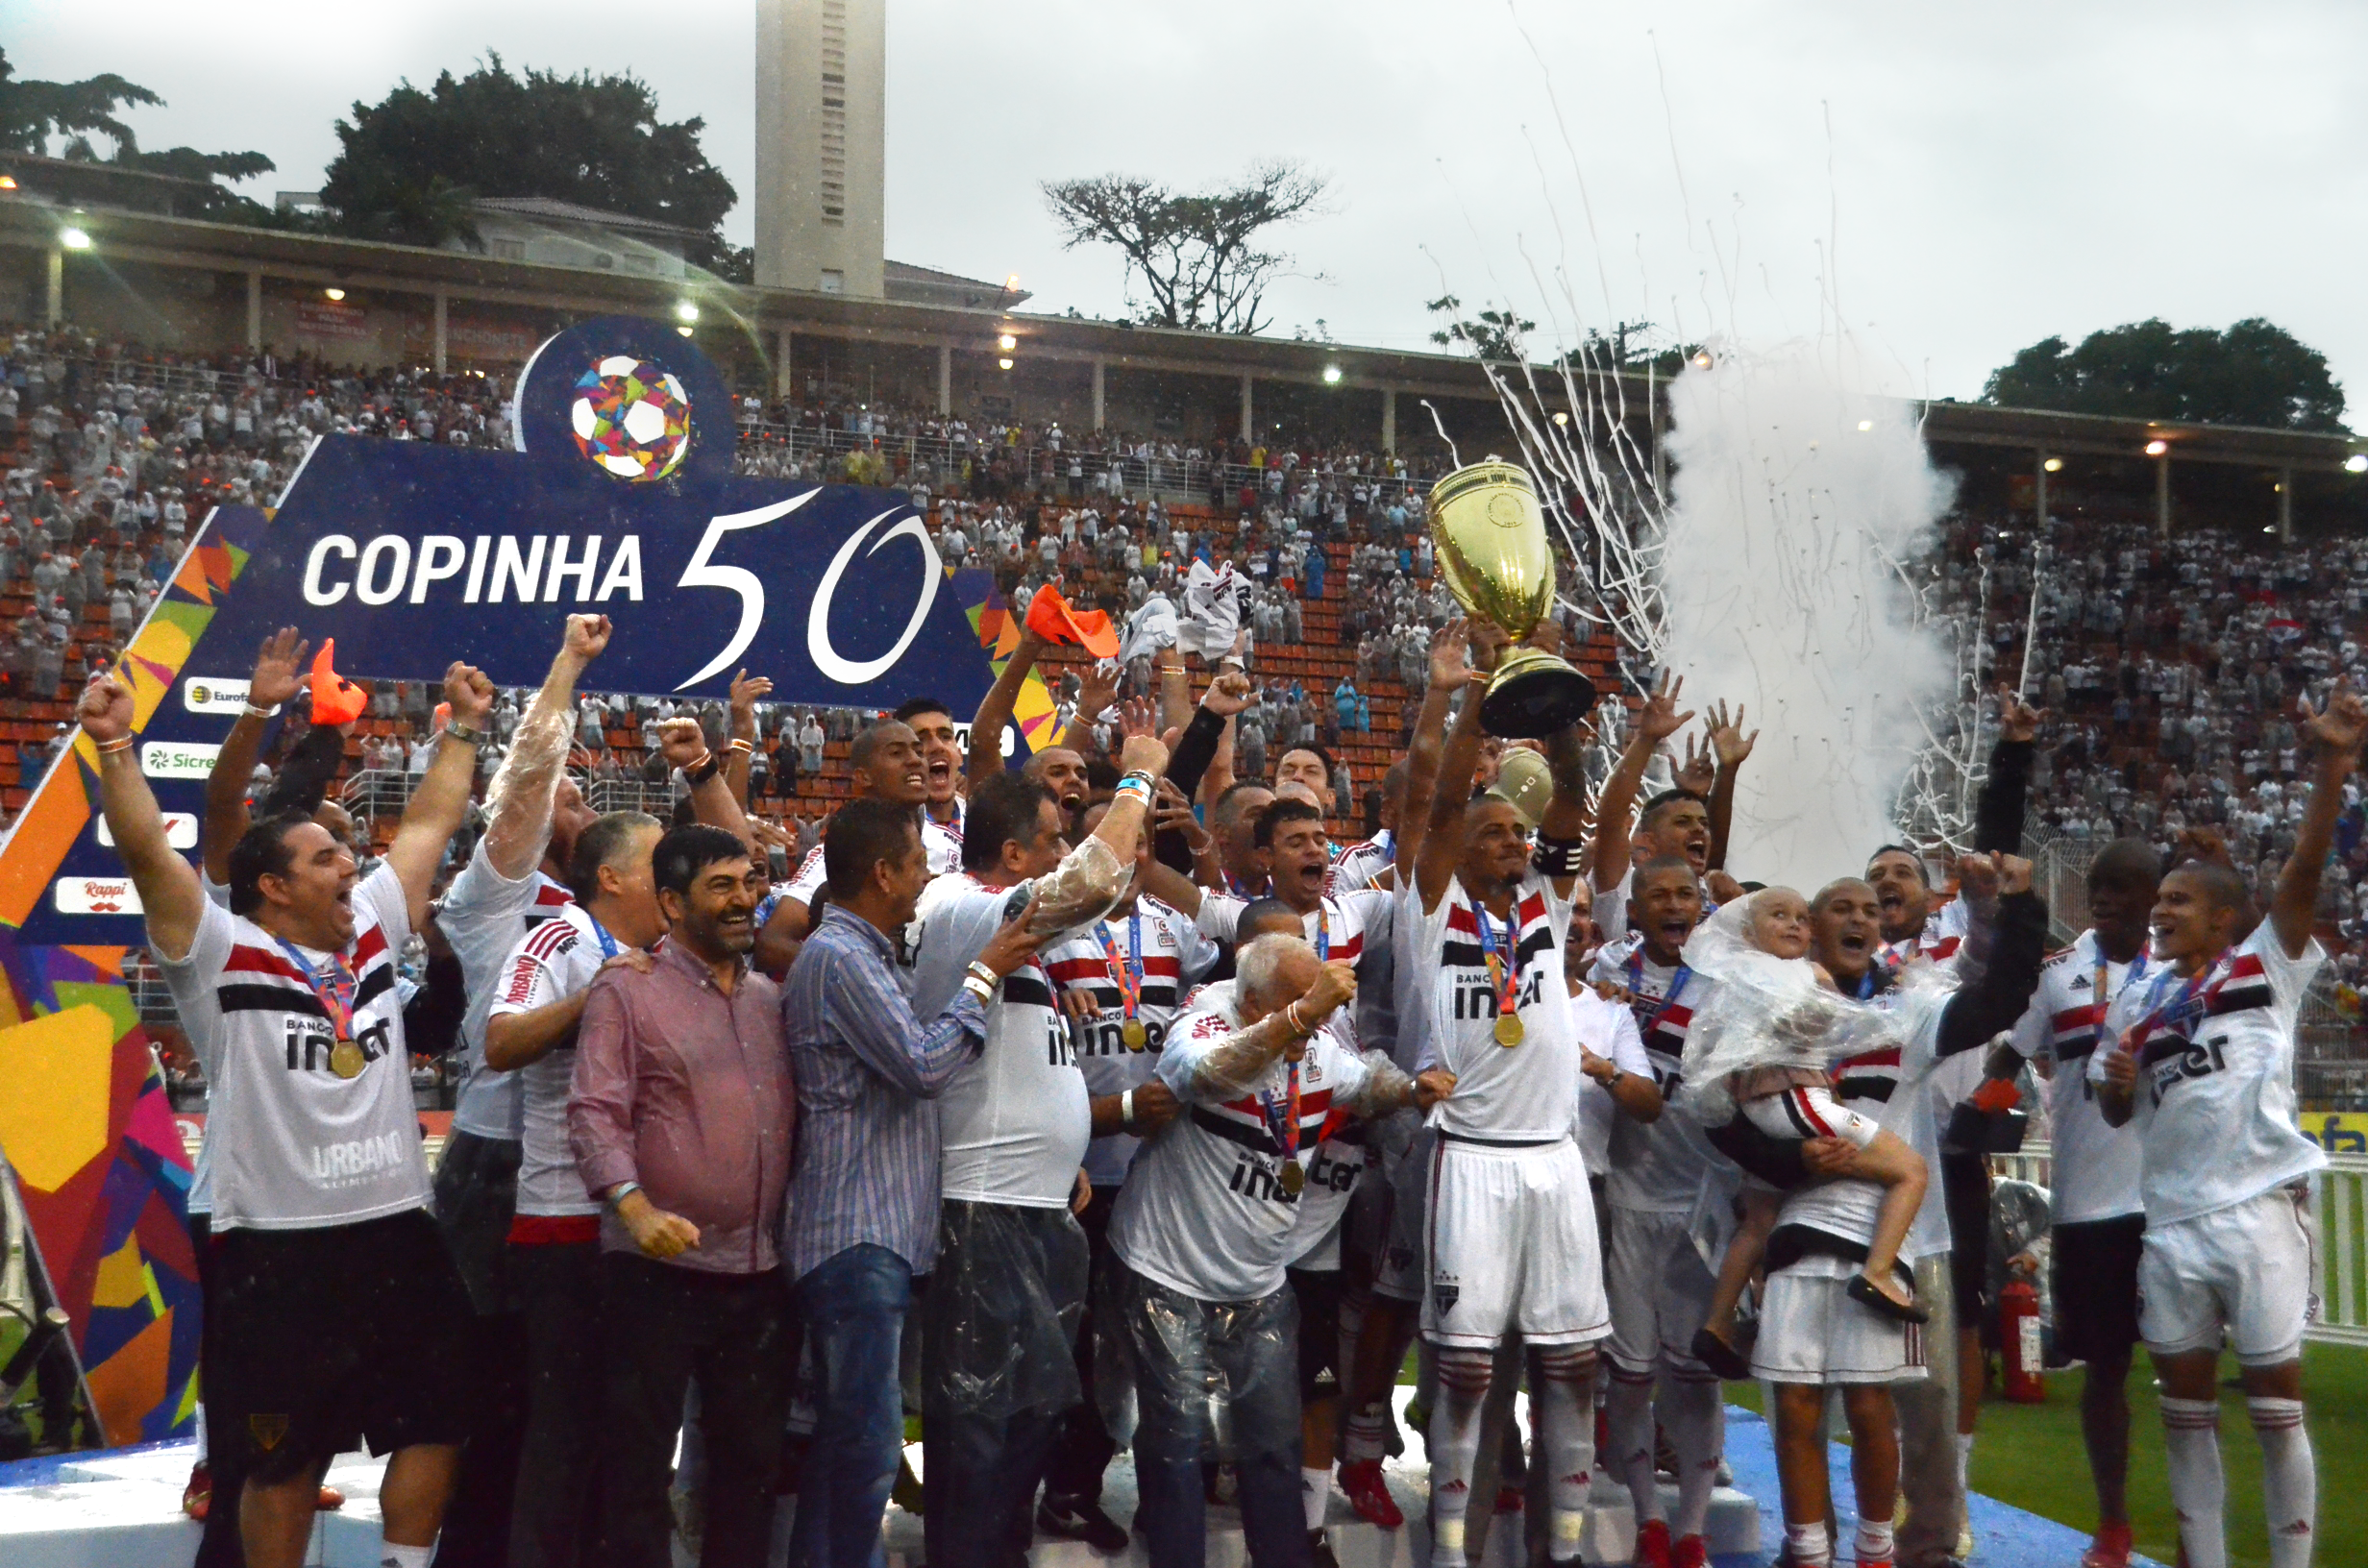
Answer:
[
  {"left": 191, "top": 1402, "right": 207, "bottom": 1458},
  {"left": 1661, "top": 1371, "right": 1725, "bottom": 1539},
  {"left": 1854, "top": 1518, "right": 1895, "bottom": 1563},
  {"left": 1604, "top": 1364, "right": 1661, "bottom": 1523},
  {"left": 2248, "top": 1397, "right": 2315, "bottom": 1568},
  {"left": 1344, "top": 1401, "right": 1391, "bottom": 1464},
  {"left": 1303, "top": 1466, "right": 1331, "bottom": 1531},
  {"left": 2160, "top": 1397, "right": 2227, "bottom": 1568},
  {"left": 1785, "top": 1517, "right": 1833, "bottom": 1568},
  {"left": 1427, "top": 1346, "right": 1494, "bottom": 1568},
  {"left": 380, "top": 1546, "right": 432, "bottom": 1568},
  {"left": 1531, "top": 1345, "right": 1596, "bottom": 1562},
  {"left": 1955, "top": 1431, "right": 1974, "bottom": 1498}
]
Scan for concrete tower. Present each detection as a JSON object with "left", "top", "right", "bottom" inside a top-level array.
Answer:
[{"left": 754, "top": 0, "right": 885, "bottom": 297}]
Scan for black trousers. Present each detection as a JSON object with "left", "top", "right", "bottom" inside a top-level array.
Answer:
[
  {"left": 189, "top": 1212, "right": 241, "bottom": 1568},
  {"left": 1040, "top": 1185, "right": 1121, "bottom": 1507},
  {"left": 593, "top": 1253, "right": 788, "bottom": 1568},
  {"left": 431, "top": 1130, "right": 528, "bottom": 1568},
  {"left": 508, "top": 1239, "right": 605, "bottom": 1568}
]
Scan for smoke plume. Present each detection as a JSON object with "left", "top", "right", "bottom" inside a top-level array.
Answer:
[{"left": 1658, "top": 341, "right": 1959, "bottom": 892}]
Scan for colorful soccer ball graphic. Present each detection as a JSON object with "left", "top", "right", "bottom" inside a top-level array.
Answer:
[{"left": 570, "top": 356, "right": 691, "bottom": 480}]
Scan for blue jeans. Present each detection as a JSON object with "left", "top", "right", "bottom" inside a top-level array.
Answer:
[{"left": 791, "top": 1245, "right": 913, "bottom": 1568}]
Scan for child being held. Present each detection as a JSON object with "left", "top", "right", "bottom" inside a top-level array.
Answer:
[{"left": 1678, "top": 888, "right": 1931, "bottom": 1374}]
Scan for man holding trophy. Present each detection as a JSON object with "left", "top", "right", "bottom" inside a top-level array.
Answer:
[{"left": 1397, "top": 463, "right": 1618, "bottom": 1568}]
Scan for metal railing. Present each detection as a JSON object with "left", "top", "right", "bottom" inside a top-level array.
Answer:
[
  {"left": 1995, "top": 1141, "right": 2368, "bottom": 1347},
  {"left": 341, "top": 768, "right": 416, "bottom": 823},
  {"left": 584, "top": 776, "right": 677, "bottom": 817}
]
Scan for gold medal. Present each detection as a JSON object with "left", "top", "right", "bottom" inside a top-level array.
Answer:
[
  {"left": 1493, "top": 1012, "right": 1525, "bottom": 1048},
  {"left": 1279, "top": 1162, "right": 1307, "bottom": 1197},
  {"left": 330, "top": 1038, "right": 366, "bottom": 1079},
  {"left": 1122, "top": 1017, "right": 1148, "bottom": 1051}
]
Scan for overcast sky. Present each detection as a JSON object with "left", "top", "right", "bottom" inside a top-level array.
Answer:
[{"left": 12, "top": 0, "right": 2367, "bottom": 405}]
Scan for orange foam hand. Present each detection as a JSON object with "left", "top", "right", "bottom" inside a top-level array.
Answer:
[
  {"left": 1970, "top": 1077, "right": 2021, "bottom": 1115},
  {"left": 1024, "top": 583, "right": 1120, "bottom": 659},
  {"left": 308, "top": 640, "right": 369, "bottom": 726}
]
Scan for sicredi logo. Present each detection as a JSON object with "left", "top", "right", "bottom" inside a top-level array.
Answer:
[
  {"left": 98, "top": 812, "right": 197, "bottom": 849},
  {"left": 57, "top": 877, "right": 143, "bottom": 916},
  {"left": 184, "top": 678, "right": 253, "bottom": 714},
  {"left": 141, "top": 742, "right": 221, "bottom": 780}
]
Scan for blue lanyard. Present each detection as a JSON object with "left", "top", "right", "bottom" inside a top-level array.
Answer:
[
  {"left": 1476, "top": 903, "right": 1520, "bottom": 1016},
  {"left": 1624, "top": 950, "right": 1691, "bottom": 1036},
  {"left": 2094, "top": 945, "right": 2147, "bottom": 1052},
  {"left": 585, "top": 913, "right": 620, "bottom": 963},
  {"left": 273, "top": 936, "right": 357, "bottom": 1039},
  {"left": 1856, "top": 966, "right": 1879, "bottom": 1001},
  {"left": 2140, "top": 950, "right": 2223, "bottom": 1041},
  {"left": 1258, "top": 1058, "right": 1301, "bottom": 1157}
]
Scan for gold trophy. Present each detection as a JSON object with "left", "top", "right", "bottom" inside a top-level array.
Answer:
[{"left": 1427, "top": 459, "right": 1597, "bottom": 735}]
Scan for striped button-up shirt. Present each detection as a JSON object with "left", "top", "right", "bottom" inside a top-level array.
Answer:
[{"left": 781, "top": 903, "right": 989, "bottom": 1279}]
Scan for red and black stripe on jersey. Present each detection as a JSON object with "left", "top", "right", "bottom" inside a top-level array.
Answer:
[
  {"left": 1044, "top": 951, "right": 1186, "bottom": 1012},
  {"left": 501, "top": 919, "right": 580, "bottom": 1007},
  {"left": 1188, "top": 1087, "right": 1337, "bottom": 1157},
  {"left": 2046, "top": 999, "right": 2109, "bottom": 1063},
  {"left": 1833, "top": 1045, "right": 1904, "bottom": 1105},
  {"left": 1440, "top": 892, "right": 1556, "bottom": 971},
  {"left": 217, "top": 925, "right": 394, "bottom": 1017},
  {"left": 2132, "top": 952, "right": 2273, "bottom": 1069},
  {"left": 527, "top": 881, "right": 574, "bottom": 927},
  {"left": 997, "top": 961, "right": 1057, "bottom": 1012}
]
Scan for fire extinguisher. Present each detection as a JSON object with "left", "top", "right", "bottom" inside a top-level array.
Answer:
[{"left": 2000, "top": 1279, "right": 2045, "bottom": 1403}]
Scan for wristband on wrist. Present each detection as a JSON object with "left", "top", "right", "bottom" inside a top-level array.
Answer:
[
  {"left": 961, "top": 974, "right": 996, "bottom": 1004},
  {"left": 444, "top": 720, "right": 484, "bottom": 747},
  {"left": 967, "top": 959, "right": 1000, "bottom": 988},
  {"left": 1532, "top": 834, "right": 1586, "bottom": 878},
  {"left": 1121, "top": 1088, "right": 1136, "bottom": 1130},
  {"left": 604, "top": 1181, "right": 643, "bottom": 1213},
  {"left": 240, "top": 701, "right": 278, "bottom": 720},
  {"left": 727, "top": 738, "right": 754, "bottom": 755},
  {"left": 94, "top": 735, "right": 135, "bottom": 755},
  {"left": 1283, "top": 1000, "right": 1309, "bottom": 1038},
  {"left": 683, "top": 750, "right": 721, "bottom": 785}
]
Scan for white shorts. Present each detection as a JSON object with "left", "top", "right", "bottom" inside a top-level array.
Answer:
[
  {"left": 1421, "top": 1135, "right": 1607, "bottom": 1349},
  {"left": 2139, "top": 1185, "right": 2319, "bottom": 1366},
  {"left": 1750, "top": 1262, "right": 1927, "bottom": 1386},
  {"left": 1372, "top": 1124, "right": 1436, "bottom": 1304},
  {"left": 1604, "top": 1206, "right": 1718, "bottom": 1375},
  {"left": 1740, "top": 1086, "right": 1882, "bottom": 1150}
]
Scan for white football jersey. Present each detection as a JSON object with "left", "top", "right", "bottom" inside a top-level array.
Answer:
[
  {"left": 1195, "top": 887, "right": 1393, "bottom": 972},
  {"left": 1590, "top": 943, "right": 1728, "bottom": 1212},
  {"left": 1567, "top": 985, "right": 1653, "bottom": 1179},
  {"left": 2006, "top": 931, "right": 2151, "bottom": 1225},
  {"left": 2086, "top": 923, "right": 2326, "bottom": 1226},
  {"left": 907, "top": 872, "right": 1091, "bottom": 1208},
  {"left": 1108, "top": 980, "right": 1373, "bottom": 1300},
  {"left": 1042, "top": 898, "right": 1221, "bottom": 1187},
  {"left": 1326, "top": 830, "right": 1395, "bottom": 896},
  {"left": 441, "top": 850, "right": 576, "bottom": 1140},
  {"left": 1826, "top": 980, "right": 1954, "bottom": 1260},
  {"left": 486, "top": 903, "right": 622, "bottom": 1218},
  {"left": 784, "top": 810, "right": 962, "bottom": 910},
  {"left": 1326, "top": 830, "right": 1403, "bottom": 1067},
  {"left": 1414, "top": 870, "right": 1583, "bottom": 1142},
  {"left": 159, "top": 864, "right": 431, "bottom": 1231}
]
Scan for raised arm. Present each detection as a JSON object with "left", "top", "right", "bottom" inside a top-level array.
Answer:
[
  {"left": 1154, "top": 670, "right": 1249, "bottom": 872},
  {"left": 1056, "top": 660, "right": 1122, "bottom": 758},
  {"left": 383, "top": 663, "right": 496, "bottom": 929},
  {"left": 1590, "top": 672, "right": 1692, "bottom": 894},
  {"left": 2273, "top": 683, "right": 2366, "bottom": 959},
  {"left": 725, "top": 669, "right": 772, "bottom": 810},
  {"left": 481, "top": 615, "right": 609, "bottom": 880},
  {"left": 1415, "top": 638, "right": 1495, "bottom": 914},
  {"left": 202, "top": 626, "right": 308, "bottom": 882},
  {"left": 1174, "top": 963, "right": 1355, "bottom": 1097},
  {"left": 1703, "top": 699, "right": 1758, "bottom": 871},
  {"left": 80, "top": 671, "right": 206, "bottom": 961},
  {"left": 657, "top": 718, "right": 754, "bottom": 848},
  {"left": 968, "top": 623, "right": 1048, "bottom": 787},
  {"left": 1973, "top": 688, "right": 2038, "bottom": 854},
  {"left": 1936, "top": 853, "right": 2051, "bottom": 1056},
  {"left": 1393, "top": 621, "right": 1467, "bottom": 884},
  {"left": 1028, "top": 720, "right": 1171, "bottom": 933}
]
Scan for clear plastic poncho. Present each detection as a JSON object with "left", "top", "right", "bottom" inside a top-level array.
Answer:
[{"left": 1673, "top": 892, "right": 1925, "bottom": 1128}]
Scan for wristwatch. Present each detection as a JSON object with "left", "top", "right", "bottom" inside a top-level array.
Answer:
[{"left": 444, "top": 720, "right": 485, "bottom": 746}]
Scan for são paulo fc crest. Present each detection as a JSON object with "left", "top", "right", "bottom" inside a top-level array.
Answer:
[{"left": 1431, "top": 1280, "right": 1461, "bottom": 1316}]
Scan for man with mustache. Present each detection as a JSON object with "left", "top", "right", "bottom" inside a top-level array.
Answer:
[{"left": 570, "top": 824, "right": 795, "bottom": 1568}]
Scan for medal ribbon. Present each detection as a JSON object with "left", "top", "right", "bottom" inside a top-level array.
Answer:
[
  {"left": 1624, "top": 950, "right": 1691, "bottom": 1037},
  {"left": 2133, "top": 947, "right": 2226, "bottom": 1045},
  {"left": 1315, "top": 903, "right": 1330, "bottom": 961},
  {"left": 2092, "top": 945, "right": 2147, "bottom": 1054},
  {"left": 1476, "top": 904, "right": 1521, "bottom": 1023},
  {"left": 1096, "top": 914, "right": 1143, "bottom": 1020},
  {"left": 274, "top": 936, "right": 358, "bottom": 1042},
  {"left": 1259, "top": 1059, "right": 1303, "bottom": 1162}
]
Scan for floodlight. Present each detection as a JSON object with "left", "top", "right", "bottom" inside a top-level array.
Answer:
[
  {"left": 2042, "top": 457, "right": 2063, "bottom": 473},
  {"left": 998, "top": 332, "right": 1017, "bottom": 352},
  {"left": 60, "top": 227, "right": 91, "bottom": 250},
  {"left": 2145, "top": 439, "right": 2168, "bottom": 457},
  {"left": 324, "top": 288, "right": 345, "bottom": 302},
  {"left": 676, "top": 302, "right": 700, "bottom": 324}
]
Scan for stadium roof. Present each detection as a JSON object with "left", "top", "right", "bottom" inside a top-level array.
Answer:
[{"left": 7, "top": 198, "right": 2362, "bottom": 473}]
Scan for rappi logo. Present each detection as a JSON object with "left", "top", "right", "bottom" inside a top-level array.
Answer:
[{"left": 57, "top": 877, "right": 143, "bottom": 916}]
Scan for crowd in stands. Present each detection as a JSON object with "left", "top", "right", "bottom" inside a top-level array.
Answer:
[{"left": 18, "top": 318, "right": 2368, "bottom": 1041}]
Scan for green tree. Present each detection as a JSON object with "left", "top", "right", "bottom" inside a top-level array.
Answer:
[
  {"left": 1425, "top": 294, "right": 1534, "bottom": 363},
  {"left": 0, "top": 49, "right": 277, "bottom": 222},
  {"left": 1982, "top": 318, "right": 2347, "bottom": 432},
  {"left": 320, "top": 56, "right": 746, "bottom": 280},
  {"left": 1043, "top": 161, "right": 1330, "bottom": 335}
]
